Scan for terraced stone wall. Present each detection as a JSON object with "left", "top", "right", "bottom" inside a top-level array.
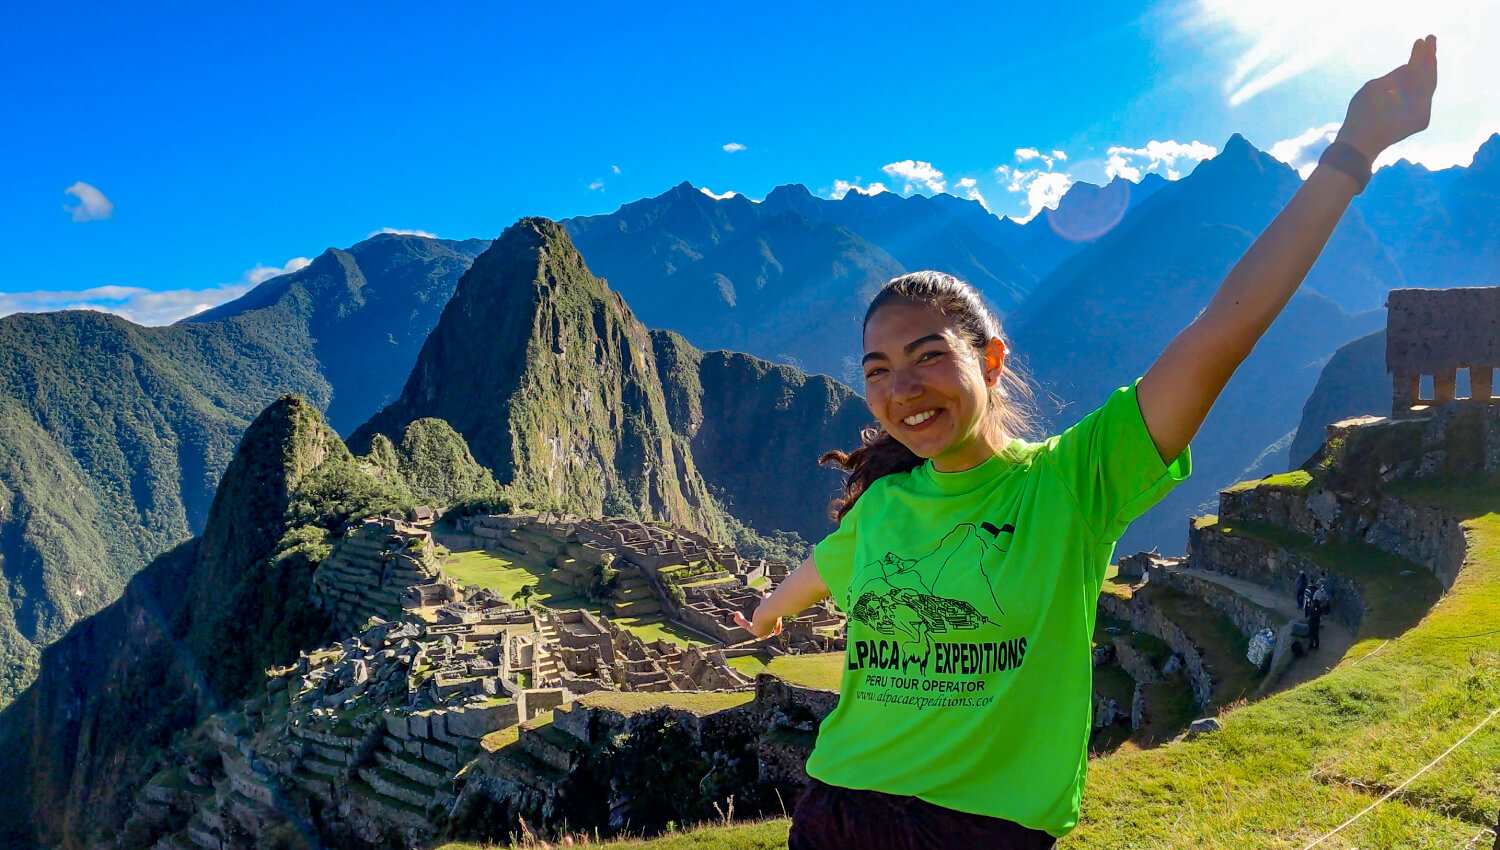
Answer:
[
  {"left": 1148, "top": 567, "right": 1280, "bottom": 639},
  {"left": 1097, "top": 593, "right": 1213, "bottom": 711}
]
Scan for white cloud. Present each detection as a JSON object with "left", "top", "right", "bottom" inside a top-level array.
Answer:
[
  {"left": 62, "top": 181, "right": 113, "bottom": 222},
  {"left": 824, "top": 179, "right": 890, "bottom": 200},
  {"left": 1105, "top": 140, "right": 1218, "bottom": 181},
  {"left": 611, "top": 165, "right": 621, "bottom": 174},
  {"left": 1268, "top": 123, "right": 1341, "bottom": 177},
  {"left": 243, "top": 257, "right": 313, "bottom": 285},
  {"left": 992, "top": 147, "right": 1076, "bottom": 220},
  {"left": 588, "top": 179, "right": 604, "bottom": 191},
  {"left": 953, "top": 177, "right": 991, "bottom": 211},
  {"left": 0, "top": 257, "right": 312, "bottom": 326},
  {"left": 1376, "top": 126, "right": 1500, "bottom": 170},
  {"left": 1104, "top": 154, "right": 1142, "bottom": 182},
  {"left": 371, "top": 227, "right": 439, "bottom": 238},
  {"left": 723, "top": 142, "right": 747, "bottom": 153},
  {"left": 700, "top": 187, "right": 739, "bottom": 200},
  {"left": 1011, "top": 172, "right": 1074, "bottom": 222},
  {"left": 880, "top": 160, "right": 946, "bottom": 194}
]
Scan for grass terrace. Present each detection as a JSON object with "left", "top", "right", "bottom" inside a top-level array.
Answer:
[
  {"left": 453, "top": 474, "right": 1497, "bottom": 848},
  {"left": 724, "top": 652, "right": 844, "bottom": 691},
  {"left": 441, "top": 546, "right": 718, "bottom": 648},
  {"left": 1066, "top": 475, "right": 1500, "bottom": 848}
]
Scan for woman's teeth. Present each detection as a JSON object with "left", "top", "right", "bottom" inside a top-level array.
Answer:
[{"left": 903, "top": 409, "right": 938, "bottom": 426}]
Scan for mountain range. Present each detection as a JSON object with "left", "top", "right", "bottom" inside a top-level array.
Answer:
[{"left": 1, "top": 132, "right": 1497, "bottom": 713}]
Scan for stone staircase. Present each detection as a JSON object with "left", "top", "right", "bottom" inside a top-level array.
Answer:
[{"left": 535, "top": 618, "right": 563, "bottom": 685}]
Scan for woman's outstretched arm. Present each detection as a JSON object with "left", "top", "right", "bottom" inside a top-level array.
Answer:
[
  {"left": 734, "top": 553, "right": 831, "bottom": 638},
  {"left": 1136, "top": 36, "right": 1439, "bottom": 465}
]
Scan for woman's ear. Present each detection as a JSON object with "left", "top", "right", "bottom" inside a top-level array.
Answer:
[{"left": 985, "top": 337, "right": 1007, "bottom": 386}]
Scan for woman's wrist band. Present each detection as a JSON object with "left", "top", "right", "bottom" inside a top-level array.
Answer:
[{"left": 1317, "top": 141, "right": 1373, "bottom": 194}]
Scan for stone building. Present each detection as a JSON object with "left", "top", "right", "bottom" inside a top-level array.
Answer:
[{"left": 1387, "top": 286, "right": 1500, "bottom": 417}]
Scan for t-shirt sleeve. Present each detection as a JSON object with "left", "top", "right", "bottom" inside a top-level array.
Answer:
[
  {"left": 1041, "top": 377, "right": 1192, "bottom": 544},
  {"left": 812, "top": 487, "right": 865, "bottom": 611}
]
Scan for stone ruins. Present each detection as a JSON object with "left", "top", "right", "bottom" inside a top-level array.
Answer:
[{"left": 1386, "top": 286, "right": 1500, "bottom": 416}]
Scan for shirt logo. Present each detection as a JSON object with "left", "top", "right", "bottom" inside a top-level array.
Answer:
[{"left": 845, "top": 521, "right": 1028, "bottom": 691}]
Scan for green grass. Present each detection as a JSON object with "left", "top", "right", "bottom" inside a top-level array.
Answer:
[
  {"left": 611, "top": 616, "right": 718, "bottom": 649},
  {"left": 433, "top": 817, "right": 790, "bottom": 849},
  {"left": 442, "top": 547, "right": 713, "bottom": 648},
  {"left": 723, "top": 652, "right": 844, "bottom": 691},
  {"left": 1222, "top": 469, "right": 1316, "bottom": 493},
  {"left": 727, "top": 653, "right": 772, "bottom": 677},
  {"left": 443, "top": 548, "right": 552, "bottom": 602},
  {"left": 1135, "top": 582, "right": 1264, "bottom": 708},
  {"left": 1066, "top": 475, "right": 1500, "bottom": 848},
  {"left": 1091, "top": 662, "right": 1137, "bottom": 709}
]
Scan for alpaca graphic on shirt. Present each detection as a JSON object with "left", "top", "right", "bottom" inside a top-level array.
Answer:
[{"left": 848, "top": 521, "right": 1012, "bottom": 676}]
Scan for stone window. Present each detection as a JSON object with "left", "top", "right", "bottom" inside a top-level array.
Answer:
[
  {"left": 1457, "top": 367, "right": 1471, "bottom": 399},
  {"left": 1418, "top": 375, "right": 1434, "bottom": 401}
]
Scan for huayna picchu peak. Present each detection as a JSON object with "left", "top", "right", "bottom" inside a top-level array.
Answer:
[{"left": 351, "top": 217, "right": 733, "bottom": 537}]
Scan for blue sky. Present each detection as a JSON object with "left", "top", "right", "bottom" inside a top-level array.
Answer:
[{"left": 5, "top": 0, "right": 1494, "bottom": 324}]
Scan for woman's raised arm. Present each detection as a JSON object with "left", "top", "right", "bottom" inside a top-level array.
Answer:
[{"left": 1136, "top": 36, "right": 1439, "bottom": 465}]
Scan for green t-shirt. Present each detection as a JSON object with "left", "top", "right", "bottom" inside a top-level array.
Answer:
[{"left": 807, "top": 378, "right": 1192, "bottom": 837}]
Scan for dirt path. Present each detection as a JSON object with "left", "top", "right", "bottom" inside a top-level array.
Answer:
[{"left": 1172, "top": 567, "right": 1358, "bottom": 693}]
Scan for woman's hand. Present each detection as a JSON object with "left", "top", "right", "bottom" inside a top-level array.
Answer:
[
  {"left": 1336, "top": 35, "right": 1438, "bottom": 159},
  {"left": 733, "top": 606, "right": 783, "bottom": 639}
]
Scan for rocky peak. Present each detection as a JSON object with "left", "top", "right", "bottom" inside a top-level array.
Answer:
[
  {"left": 192, "top": 394, "right": 336, "bottom": 615},
  {"left": 352, "top": 217, "right": 727, "bottom": 536}
]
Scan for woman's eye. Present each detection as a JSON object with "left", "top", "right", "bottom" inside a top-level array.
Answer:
[
  {"left": 864, "top": 368, "right": 887, "bottom": 379},
  {"left": 919, "top": 351, "right": 942, "bottom": 363}
]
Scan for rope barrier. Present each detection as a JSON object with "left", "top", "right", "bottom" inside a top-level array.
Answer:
[
  {"left": 1347, "top": 639, "right": 1390, "bottom": 666},
  {"left": 1301, "top": 705, "right": 1500, "bottom": 850}
]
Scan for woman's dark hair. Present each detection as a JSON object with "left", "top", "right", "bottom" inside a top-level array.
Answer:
[{"left": 819, "top": 270, "right": 1040, "bottom": 522}]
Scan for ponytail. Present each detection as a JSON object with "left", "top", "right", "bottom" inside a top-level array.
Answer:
[{"left": 819, "top": 427, "right": 922, "bottom": 523}]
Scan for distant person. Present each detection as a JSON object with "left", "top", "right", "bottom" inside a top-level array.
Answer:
[
  {"left": 1308, "top": 598, "right": 1323, "bottom": 650},
  {"left": 1295, "top": 570, "right": 1308, "bottom": 607},
  {"left": 1313, "top": 580, "right": 1330, "bottom": 616},
  {"left": 734, "top": 38, "right": 1438, "bottom": 850}
]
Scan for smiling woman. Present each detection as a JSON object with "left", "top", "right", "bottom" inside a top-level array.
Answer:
[
  {"left": 733, "top": 36, "right": 1439, "bottom": 850},
  {"left": 819, "top": 271, "right": 1043, "bottom": 523}
]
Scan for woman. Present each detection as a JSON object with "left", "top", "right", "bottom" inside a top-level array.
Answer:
[{"left": 733, "top": 37, "right": 1438, "bottom": 848}]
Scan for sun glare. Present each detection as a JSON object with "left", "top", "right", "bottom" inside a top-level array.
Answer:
[
  {"left": 1199, "top": 0, "right": 1472, "bottom": 106},
  {"left": 1194, "top": 0, "right": 1497, "bottom": 169}
]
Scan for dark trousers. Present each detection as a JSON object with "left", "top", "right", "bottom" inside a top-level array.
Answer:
[
  {"left": 788, "top": 777, "right": 1057, "bottom": 850},
  {"left": 1308, "top": 615, "right": 1321, "bottom": 649}
]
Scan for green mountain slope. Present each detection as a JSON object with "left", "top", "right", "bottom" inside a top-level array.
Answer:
[
  {"left": 0, "top": 235, "right": 484, "bottom": 706},
  {"left": 0, "top": 394, "right": 413, "bottom": 848}
]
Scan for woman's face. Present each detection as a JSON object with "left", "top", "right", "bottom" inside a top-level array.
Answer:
[{"left": 862, "top": 302, "right": 1006, "bottom": 473}]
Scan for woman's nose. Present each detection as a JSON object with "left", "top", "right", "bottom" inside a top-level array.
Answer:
[{"left": 891, "top": 367, "right": 923, "bottom": 400}]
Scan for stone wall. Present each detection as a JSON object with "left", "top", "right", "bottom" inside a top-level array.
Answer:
[
  {"left": 1217, "top": 486, "right": 1318, "bottom": 537},
  {"left": 1147, "top": 567, "right": 1281, "bottom": 639},
  {"left": 1186, "top": 525, "right": 1364, "bottom": 632},
  {"left": 1097, "top": 593, "right": 1212, "bottom": 711}
]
